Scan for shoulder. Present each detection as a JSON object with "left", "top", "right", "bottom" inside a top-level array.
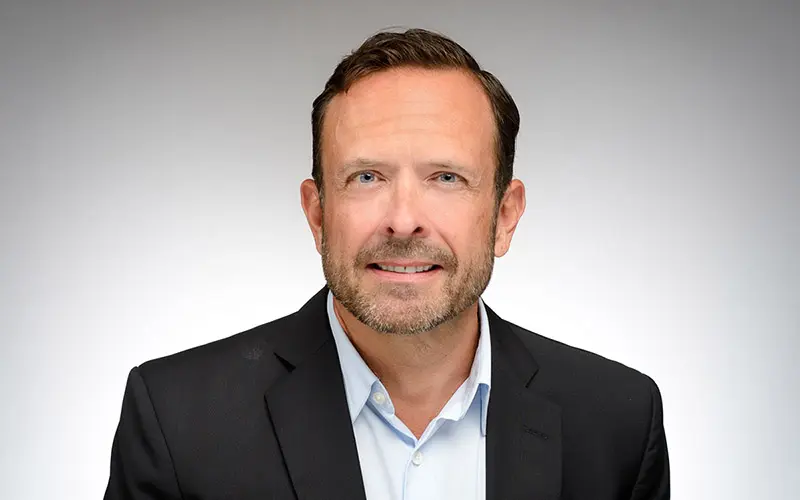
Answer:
[
  {"left": 499, "top": 320, "right": 668, "bottom": 490},
  {"left": 501, "top": 318, "right": 661, "bottom": 430},
  {"left": 510, "top": 320, "right": 655, "bottom": 390},
  {"left": 131, "top": 286, "right": 331, "bottom": 399},
  {"left": 134, "top": 311, "right": 298, "bottom": 395}
]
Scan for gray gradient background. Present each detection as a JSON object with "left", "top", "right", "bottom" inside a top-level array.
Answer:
[{"left": 1, "top": 0, "right": 798, "bottom": 498}]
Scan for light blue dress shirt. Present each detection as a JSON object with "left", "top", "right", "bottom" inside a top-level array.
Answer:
[{"left": 326, "top": 291, "right": 492, "bottom": 500}]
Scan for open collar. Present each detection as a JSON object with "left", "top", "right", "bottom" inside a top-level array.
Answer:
[{"left": 326, "top": 290, "right": 492, "bottom": 435}]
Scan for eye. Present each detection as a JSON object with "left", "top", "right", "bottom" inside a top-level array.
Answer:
[
  {"left": 437, "top": 172, "right": 460, "bottom": 183},
  {"left": 356, "top": 171, "right": 377, "bottom": 184}
]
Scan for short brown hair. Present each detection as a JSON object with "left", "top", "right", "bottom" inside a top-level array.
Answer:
[{"left": 311, "top": 28, "right": 520, "bottom": 209}]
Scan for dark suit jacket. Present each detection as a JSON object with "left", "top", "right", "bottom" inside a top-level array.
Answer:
[{"left": 104, "top": 286, "right": 669, "bottom": 499}]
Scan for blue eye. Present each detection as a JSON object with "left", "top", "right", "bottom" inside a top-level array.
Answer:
[
  {"left": 358, "top": 171, "right": 376, "bottom": 183},
  {"left": 438, "top": 172, "right": 458, "bottom": 183}
]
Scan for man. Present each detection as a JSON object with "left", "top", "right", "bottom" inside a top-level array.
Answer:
[{"left": 104, "top": 28, "right": 669, "bottom": 499}]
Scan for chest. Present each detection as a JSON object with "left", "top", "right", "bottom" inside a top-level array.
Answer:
[{"left": 352, "top": 397, "right": 486, "bottom": 500}]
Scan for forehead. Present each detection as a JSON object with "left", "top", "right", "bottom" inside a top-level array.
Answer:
[{"left": 322, "top": 67, "right": 496, "bottom": 167}]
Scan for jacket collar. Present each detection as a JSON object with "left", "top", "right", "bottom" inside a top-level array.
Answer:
[
  {"left": 483, "top": 304, "right": 563, "bottom": 500},
  {"left": 265, "top": 285, "right": 562, "bottom": 500}
]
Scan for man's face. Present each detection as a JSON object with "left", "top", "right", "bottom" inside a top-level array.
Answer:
[{"left": 312, "top": 67, "right": 502, "bottom": 335}]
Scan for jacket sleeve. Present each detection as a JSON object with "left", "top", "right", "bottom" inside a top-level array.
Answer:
[
  {"left": 629, "top": 376, "right": 670, "bottom": 500},
  {"left": 104, "top": 367, "right": 183, "bottom": 500}
]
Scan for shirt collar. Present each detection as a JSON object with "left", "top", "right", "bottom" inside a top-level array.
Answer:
[
  {"left": 326, "top": 291, "right": 379, "bottom": 423},
  {"left": 327, "top": 290, "right": 492, "bottom": 435}
]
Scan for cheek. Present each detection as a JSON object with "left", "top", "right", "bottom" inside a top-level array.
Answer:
[
  {"left": 325, "top": 204, "right": 382, "bottom": 254},
  {"left": 428, "top": 200, "right": 493, "bottom": 257}
]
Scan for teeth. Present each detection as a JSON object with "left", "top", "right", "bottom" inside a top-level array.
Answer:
[{"left": 376, "top": 264, "right": 435, "bottom": 273}]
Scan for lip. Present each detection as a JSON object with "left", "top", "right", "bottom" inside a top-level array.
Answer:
[
  {"left": 371, "top": 261, "right": 438, "bottom": 267},
  {"left": 367, "top": 265, "right": 442, "bottom": 282}
]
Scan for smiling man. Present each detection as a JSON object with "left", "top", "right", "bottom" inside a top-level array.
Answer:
[{"left": 105, "top": 29, "right": 669, "bottom": 500}]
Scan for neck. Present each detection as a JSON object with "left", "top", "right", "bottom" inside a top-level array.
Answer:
[{"left": 332, "top": 297, "right": 480, "bottom": 417}]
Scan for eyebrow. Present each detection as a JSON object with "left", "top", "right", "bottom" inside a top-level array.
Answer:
[
  {"left": 341, "top": 158, "right": 387, "bottom": 172},
  {"left": 340, "top": 158, "right": 475, "bottom": 175}
]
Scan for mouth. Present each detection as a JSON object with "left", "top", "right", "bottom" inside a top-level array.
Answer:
[{"left": 366, "top": 263, "right": 443, "bottom": 281}]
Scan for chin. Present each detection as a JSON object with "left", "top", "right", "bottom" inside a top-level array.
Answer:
[
  {"left": 362, "top": 298, "right": 451, "bottom": 333},
  {"left": 365, "top": 316, "right": 443, "bottom": 336}
]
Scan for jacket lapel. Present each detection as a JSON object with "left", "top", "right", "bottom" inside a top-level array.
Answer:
[
  {"left": 485, "top": 305, "right": 563, "bottom": 500},
  {"left": 263, "top": 288, "right": 561, "bottom": 500},
  {"left": 264, "top": 287, "right": 367, "bottom": 500}
]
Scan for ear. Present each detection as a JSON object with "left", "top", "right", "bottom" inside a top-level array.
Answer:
[
  {"left": 300, "top": 179, "right": 324, "bottom": 255},
  {"left": 494, "top": 179, "right": 526, "bottom": 257}
]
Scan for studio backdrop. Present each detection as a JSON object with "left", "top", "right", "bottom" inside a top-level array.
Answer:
[{"left": 1, "top": 0, "right": 798, "bottom": 498}]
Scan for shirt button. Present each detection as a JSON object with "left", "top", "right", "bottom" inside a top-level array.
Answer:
[
  {"left": 411, "top": 451, "right": 424, "bottom": 466},
  {"left": 372, "top": 392, "right": 386, "bottom": 405}
]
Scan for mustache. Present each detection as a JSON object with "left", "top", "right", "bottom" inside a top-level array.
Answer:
[{"left": 356, "top": 238, "right": 457, "bottom": 268}]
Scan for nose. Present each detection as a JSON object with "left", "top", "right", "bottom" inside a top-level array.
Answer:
[{"left": 381, "top": 177, "right": 427, "bottom": 238}]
